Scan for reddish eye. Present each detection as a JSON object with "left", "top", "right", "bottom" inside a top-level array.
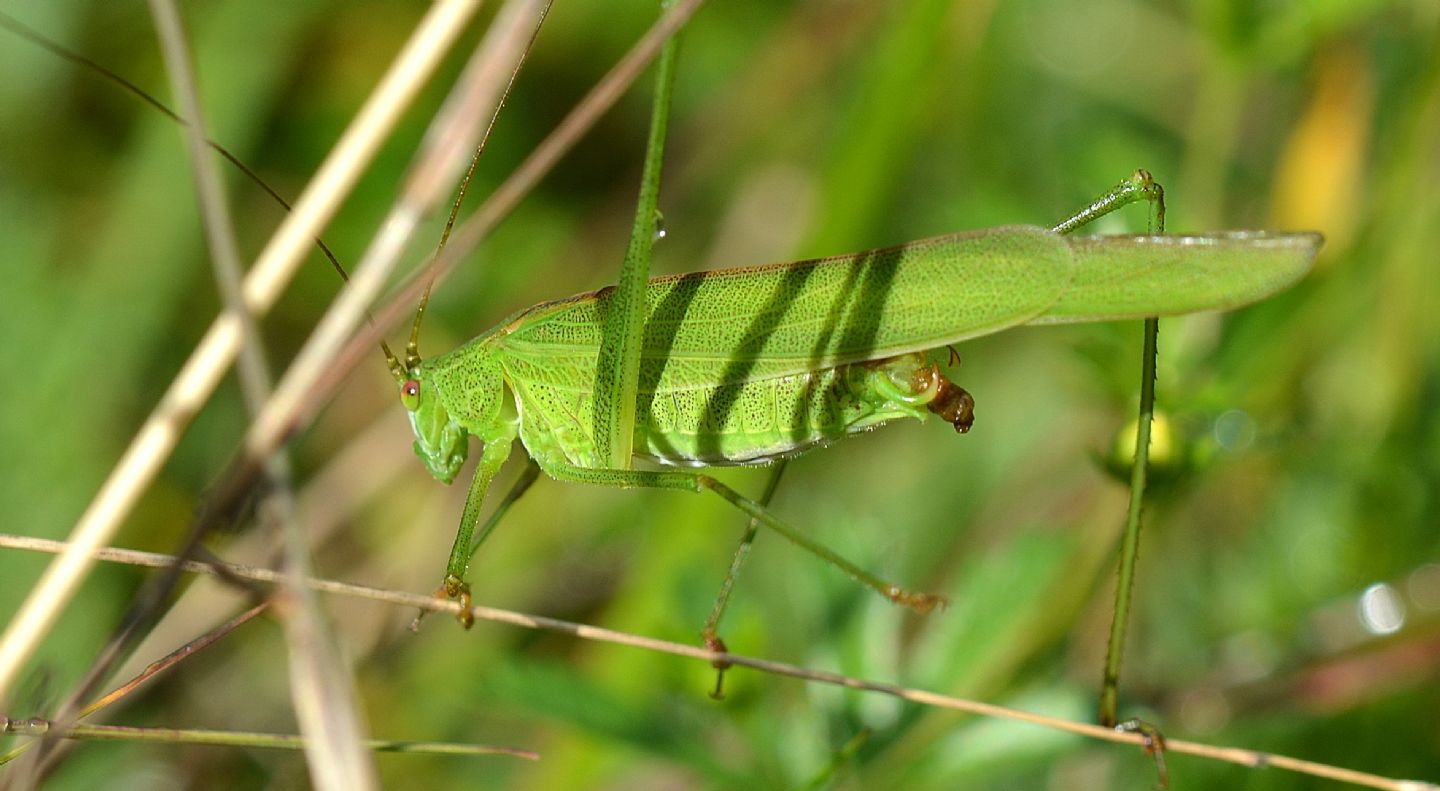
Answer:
[{"left": 401, "top": 379, "right": 421, "bottom": 411}]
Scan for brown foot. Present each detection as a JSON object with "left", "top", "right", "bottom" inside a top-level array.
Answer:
[
  {"left": 702, "top": 630, "right": 732, "bottom": 700},
  {"left": 1115, "top": 718, "right": 1169, "bottom": 790},
  {"left": 886, "top": 585, "right": 949, "bottom": 614},
  {"left": 444, "top": 574, "right": 475, "bottom": 629}
]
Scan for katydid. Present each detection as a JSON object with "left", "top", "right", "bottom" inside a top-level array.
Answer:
[{"left": 398, "top": 170, "right": 1322, "bottom": 626}]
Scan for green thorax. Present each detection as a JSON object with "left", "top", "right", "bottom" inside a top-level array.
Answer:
[{"left": 405, "top": 333, "right": 511, "bottom": 484}]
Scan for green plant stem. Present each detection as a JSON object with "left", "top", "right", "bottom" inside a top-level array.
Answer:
[
  {"left": 594, "top": 5, "right": 682, "bottom": 468},
  {"left": 1099, "top": 316, "right": 1159, "bottom": 727}
]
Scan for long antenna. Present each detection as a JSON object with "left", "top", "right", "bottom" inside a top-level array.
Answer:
[
  {"left": 0, "top": 10, "right": 409, "bottom": 378},
  {"left": 405, "top": 0, "right": 553, "bottom": 372}
]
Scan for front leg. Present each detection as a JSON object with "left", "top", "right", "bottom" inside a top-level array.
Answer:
[{"left": 441, "top": 429, "right": 516, "bottom": 628}]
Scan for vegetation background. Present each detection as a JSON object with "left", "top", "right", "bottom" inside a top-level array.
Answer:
[{"left": 1, "top": 0, "right": 1436, "bottom": 788}]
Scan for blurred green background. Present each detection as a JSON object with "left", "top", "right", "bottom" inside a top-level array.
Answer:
[{"left": 1, "top": 0, "right": 1437, "bottom": 788}]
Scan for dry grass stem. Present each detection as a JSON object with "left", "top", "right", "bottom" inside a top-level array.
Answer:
[{"left": 0, "top": 718, "right": 537, "bottom": 761}]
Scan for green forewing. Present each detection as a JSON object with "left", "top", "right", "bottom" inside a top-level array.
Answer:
[
  {"left": 500, "top": 225, "right": 1073, "bottom": 395},
  {"left": 1029, "top": 231, "right": 1322, "bottom": 324},
  {"left": 428, "top": 225, "right": 1322, "bottom": 471}
]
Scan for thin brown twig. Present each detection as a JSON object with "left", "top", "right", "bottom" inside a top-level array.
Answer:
[
  {"left": 83, "top": 603, "right": 271, "bottom": 720},
  {"left": 0, "top": 533, "right": 1431, "bottom": 791}
]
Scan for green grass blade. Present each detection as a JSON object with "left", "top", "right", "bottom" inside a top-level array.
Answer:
[{"left": 593, "top": 6, "right": 682, "bottom": 469}]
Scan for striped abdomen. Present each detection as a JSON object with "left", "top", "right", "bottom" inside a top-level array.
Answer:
[{"left": 634, "top": 352, "right": 972, "bottom": 466}]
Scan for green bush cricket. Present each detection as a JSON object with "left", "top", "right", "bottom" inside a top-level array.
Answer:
[{"left": 397, "top": 167, "right": 1321, "bottom": 628}]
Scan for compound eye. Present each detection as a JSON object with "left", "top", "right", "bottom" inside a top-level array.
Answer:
[{"left": 401, "top": 379, "right": 421, "bottom": 411}]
